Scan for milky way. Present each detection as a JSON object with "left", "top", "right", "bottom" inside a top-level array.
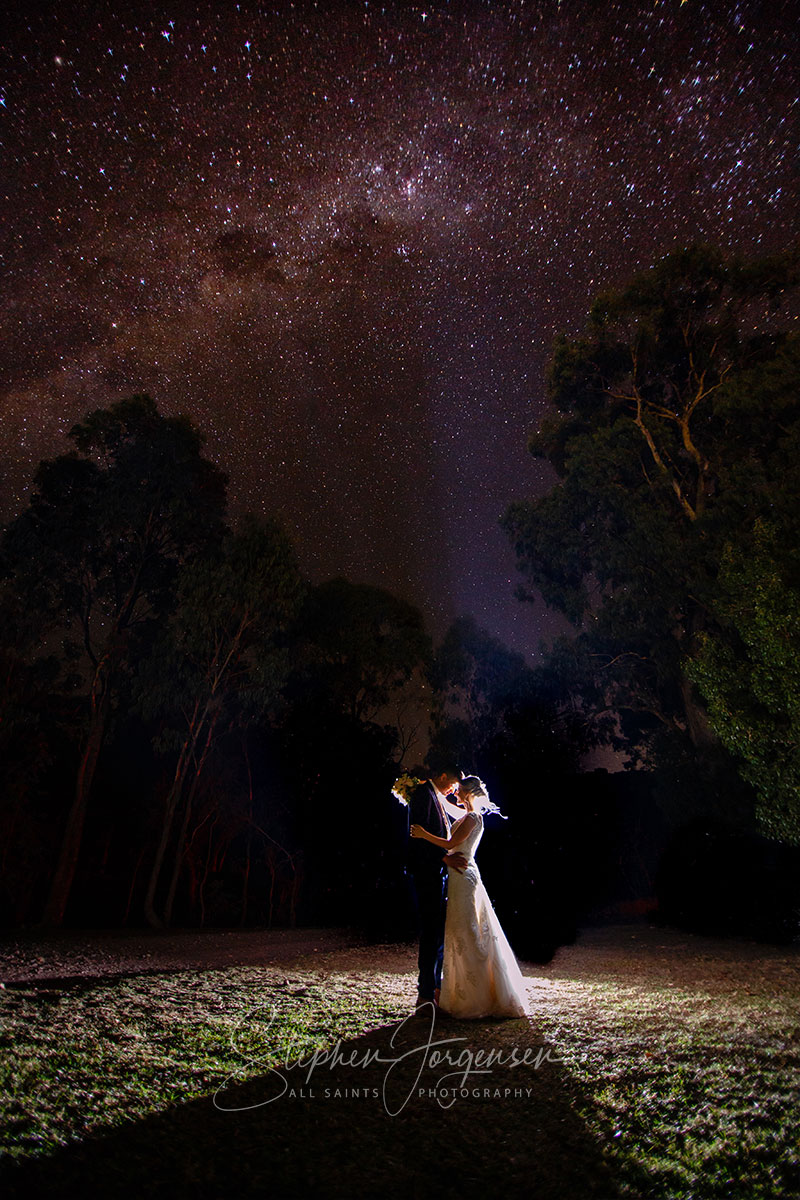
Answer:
[{"left": 1, "top": 1, "right": 797, "bottom": 652}]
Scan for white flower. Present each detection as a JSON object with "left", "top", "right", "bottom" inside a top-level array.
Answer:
[{"left": 391, "top": 772, "right": 421, "bottom": 806}]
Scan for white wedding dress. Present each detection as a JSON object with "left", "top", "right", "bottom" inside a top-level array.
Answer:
[{"left": 440, "top": 812, "right": 531, "bottom": 1019}]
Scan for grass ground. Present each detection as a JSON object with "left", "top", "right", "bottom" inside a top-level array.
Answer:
[{"left": 0, "top": 924, "right": 798, "bottom": 1199}]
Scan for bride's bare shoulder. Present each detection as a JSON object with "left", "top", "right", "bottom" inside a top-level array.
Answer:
[{"left": 453, "top": 811, "right": 479, "bottom": 830}]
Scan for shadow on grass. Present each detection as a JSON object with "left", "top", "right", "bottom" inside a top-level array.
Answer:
[
  {"left": 1, "top": 1007, "right": 637, "bottom": 1200},
  {"left": 2, "top": 968, "right": 216, "bottom": 993}
]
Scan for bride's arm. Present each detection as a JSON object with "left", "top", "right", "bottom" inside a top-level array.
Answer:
[
  {"left": 409, "top": 813, "right": 477, "bottom": 850},
  {"left": 441, "top": 794, "right": 465, "bottom": 821}
]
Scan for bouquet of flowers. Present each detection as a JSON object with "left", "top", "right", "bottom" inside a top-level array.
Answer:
[{"left": 391, "top": 772, "right": 421, "bottom": 806}]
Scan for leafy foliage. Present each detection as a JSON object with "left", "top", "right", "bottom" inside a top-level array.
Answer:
[
  {"left": 137, "top": 514, "right": 304, "bottom": 738},
  {"left": 294, "top": 577, "right": 431, "bottom": 723},
  {"left": 429, "top": 615, "right": 587, "bottom": 770},
  {"left": 504, "top": 245, "right": 800, "bottom": 784},
  {"left": 688, "top": 521, "right": 800, "bottom": 844},
  {"left": 3, "top": 394, "right": 228, "bottom": 646}
]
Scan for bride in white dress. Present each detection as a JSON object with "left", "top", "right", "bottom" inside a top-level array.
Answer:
[{"left": 410, "top": 776, "right": 531, "bottom": 1019}]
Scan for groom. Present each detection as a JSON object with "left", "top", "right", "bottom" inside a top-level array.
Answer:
[{"left": 407, "top": 765, "right": 468, "bottom": 1010}]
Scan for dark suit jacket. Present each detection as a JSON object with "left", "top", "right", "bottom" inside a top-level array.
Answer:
[{"left": 407, "top": 780, "right": 449, "bottom": 881}]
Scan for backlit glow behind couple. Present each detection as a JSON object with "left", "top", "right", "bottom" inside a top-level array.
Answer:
[{"left": 406, "top": 767, "right": 531, "bottom": 1020}]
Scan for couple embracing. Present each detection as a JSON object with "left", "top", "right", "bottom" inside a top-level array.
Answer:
[{"left": 407, "top": 767, "right": 530, "bottom": 1020}]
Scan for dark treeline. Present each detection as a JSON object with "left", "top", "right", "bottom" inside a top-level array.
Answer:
[
  {"left": 0, "top": 396, "right": 590, "bottom": 952},
  {"left": 3, "top": 244, "right": 800, "bottom": 950}
]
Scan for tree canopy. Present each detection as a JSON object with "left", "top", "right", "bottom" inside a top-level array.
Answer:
[
  {"left": 688, "top": 520, "right": 800, "bottom": 845},
  {"left": 504, "top": 245, "right": 800, "bottom": 823},
  {"left": 293, "top": 577, "right": 431, "bottom": 724},
  {"left": 1, "top": 394, "right": 228, "bottom": 924}
]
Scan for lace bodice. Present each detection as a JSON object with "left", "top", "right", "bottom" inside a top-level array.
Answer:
[{"left": 450, "top": 812, "right": 483, "bottom": 862}]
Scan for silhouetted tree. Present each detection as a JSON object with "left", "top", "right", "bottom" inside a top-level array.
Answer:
[
  {"left": 136, "top": 515, "right": 303, "bottom": 927},
  {"left": 0, "top": 582, "right": 68, "bottom": 923},
  {"left": 295, "top": 577, "right": 432, "bottom": 722},
  {"left": 283, "top": 578, "right": 432, "bottom": 927},
  {"left": 504, "top": 245, "right": 799, "bottom": 783},
  {"left": 429, "top": 616, "right": 539, "bottom": 763},
  {"left": 1, "top": 395, "right": 227, "bottom": 925}
]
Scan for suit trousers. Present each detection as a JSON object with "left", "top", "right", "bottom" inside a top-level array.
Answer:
[{"left": 411, "top": 869, "right": 447, "bottom": 1000}]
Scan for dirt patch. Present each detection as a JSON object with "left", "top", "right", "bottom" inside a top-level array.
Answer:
[{"left": 0, "top": 926, "right": 369, "bottom": 986}]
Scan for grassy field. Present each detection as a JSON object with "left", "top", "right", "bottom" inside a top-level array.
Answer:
[{"left": 0, "top": 925, "right": 798, "bottom": 1198}]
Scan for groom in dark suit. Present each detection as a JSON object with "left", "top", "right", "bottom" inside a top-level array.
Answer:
[{"left": 407, "top": 766, "right": 468, "bottom": 1009}]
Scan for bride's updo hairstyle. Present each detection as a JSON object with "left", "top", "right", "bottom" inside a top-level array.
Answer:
[{"left": 459, "top": 775, "right": 507, "bottom": 819}]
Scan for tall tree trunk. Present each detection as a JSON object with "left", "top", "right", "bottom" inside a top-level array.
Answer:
[
  {"left": 142, "top": 779, "right": 182, "bottom": 929},
  {"left": 143, "top": 725, "right": 206, "bottom": 928},
  {"left": 162, "top": 772, "right": 207, "bottom": 927},
  {"left": 41, "top": 556, "right": 152, "bottom": 928},
  {"left": 162, "top": 785, "right": 193, "bottom": 929},
  {"left": 162, "top": 713, "right": 220, "bottom": 927},
  {"left": 681, "top": 607, "right": 718, "bottom": 750},
  {"left": 680, "top": 674, "right": 717, "bottom": 749},
  {"left": 41, "top": 670, "right": 112, "bottom": 927}
]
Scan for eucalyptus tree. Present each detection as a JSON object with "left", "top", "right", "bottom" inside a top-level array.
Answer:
[
  {"left": 137, "top": 515, "right": 304, "bottom": 927},
  {"left": 504, "top": 246, "right": 799, "bottom": 778},
  {"left": 1, "top": 395, "right": 227, "bottom": 925}
]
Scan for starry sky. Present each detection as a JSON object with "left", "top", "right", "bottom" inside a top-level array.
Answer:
[{"left": 1, "top": 0, "right": 797, "bottom": 656}]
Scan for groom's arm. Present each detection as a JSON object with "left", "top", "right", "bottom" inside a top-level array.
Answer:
[
  {"left": 411, "top": 814, "right": 476, "bottom": 850},
  {"left": 444, "top": 850, "right": 468, "bottom": 873}
]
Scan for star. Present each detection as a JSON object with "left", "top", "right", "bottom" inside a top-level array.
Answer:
[{"left": 0, "top": 1, "right": 795, "bottom": 653}]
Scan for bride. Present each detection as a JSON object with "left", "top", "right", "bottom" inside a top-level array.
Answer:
[{"left": 410, "top": 775, "right": 530, "bottom": 1019}]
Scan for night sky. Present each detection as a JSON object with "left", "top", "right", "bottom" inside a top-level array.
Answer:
[{"left": 1, "top": 1, "right": 797, "bottom": 654}]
